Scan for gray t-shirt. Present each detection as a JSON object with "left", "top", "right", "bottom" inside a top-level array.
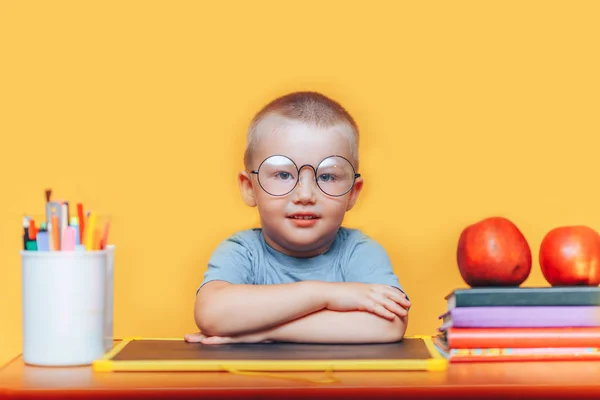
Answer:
[{"left": 200, "top": 227, "right": 406, "bottom": 296}]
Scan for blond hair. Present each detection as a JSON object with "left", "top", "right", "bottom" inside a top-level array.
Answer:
[{"left": 244, "top": 91, "right": 360, "bottom": 169}]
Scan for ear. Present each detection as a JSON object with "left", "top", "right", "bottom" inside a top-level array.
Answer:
[
  {"left": 238, "top": 170, "right": 257, "bottom": 207},
  {"left": 345, "top": 176, "right": 363, "bottom": 211}
]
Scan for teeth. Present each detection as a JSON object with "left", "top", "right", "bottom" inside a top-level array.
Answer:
[{"left": 292, "top": 216, "right": 316, "bottom": 220}]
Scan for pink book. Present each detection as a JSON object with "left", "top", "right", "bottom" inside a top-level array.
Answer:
[{"left": 439, "top": 306, "right": 600, "bottom": 330}]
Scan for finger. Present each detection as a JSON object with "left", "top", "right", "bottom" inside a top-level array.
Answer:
[
  {"left": 201, "top": 336, "right": 234, "bottom": 345},
  {"left": 374, "top": 293, "right": 409, "bottom": 317},
  {"left": 382, "top": 287, "right": 411, "bottom": 308},
  {"left": 381, "top": 286, "right": 408, "bottom": 301},
  {"left": 370, "top": 302, "right": 396, "bottom": 320},
  {"left": 363, "top": 298, "right": 396, "bottom": 320},
  {"left": 380, "top": 297, "right": 408, "bottom": 318},
  {"left": 370, "top": 292, "right": 408, "bottom": 318},
  {"left": 184, "top": 332, "right": 207, "bottom": 342}
]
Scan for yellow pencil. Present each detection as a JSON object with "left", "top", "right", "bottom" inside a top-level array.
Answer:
[{"left": 85, "top": 212, "right": 97, "bottom": 251}]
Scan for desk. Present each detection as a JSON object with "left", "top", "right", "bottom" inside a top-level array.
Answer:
[{"left": 2, "top": 343, "right": 600, "bottom": 400}]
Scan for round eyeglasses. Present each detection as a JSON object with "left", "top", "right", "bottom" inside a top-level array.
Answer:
[{"left": 248, "top": 155, "right": 360, "bottom": 197}]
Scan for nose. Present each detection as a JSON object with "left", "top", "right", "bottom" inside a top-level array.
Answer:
[{"left": 293, "top": 168, "right": 317, "bottom": 204}]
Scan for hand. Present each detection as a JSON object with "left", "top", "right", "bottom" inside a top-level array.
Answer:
[
  {"left": 184, "top": 331, "right": 274, "bottom": 345},
  {"left": 326, "top": 283, "right": 411, "bottom": 320}
]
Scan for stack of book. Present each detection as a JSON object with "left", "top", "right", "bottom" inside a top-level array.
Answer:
[{"left": 433, "top": 286, "right": 600, "bottom": 362}]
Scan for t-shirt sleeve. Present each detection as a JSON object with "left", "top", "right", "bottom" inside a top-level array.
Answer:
[
  {"left": 342, "top": 234, "right": 409, "bottom": 299},
  {"left": 198, "top": 234, "right": 255, "bottom": 292}
]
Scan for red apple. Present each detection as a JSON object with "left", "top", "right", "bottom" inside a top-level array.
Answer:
[
  {"left": 539, "top": 225, "right": 600, "bottom": 286},
  {"left": 457, "top": 216, "right": 532, "bottom": 287}
]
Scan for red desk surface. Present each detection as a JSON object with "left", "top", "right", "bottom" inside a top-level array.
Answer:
[{"left": 1, "top": 342, "right": 600, "bottom": 400}]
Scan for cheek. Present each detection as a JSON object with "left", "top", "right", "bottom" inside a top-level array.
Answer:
[
  {"left": 255, "top": 194, "right": 285, "bottom": 215},
  {"left": 321, "top": 197, "right": 349, "bottom": 217}
]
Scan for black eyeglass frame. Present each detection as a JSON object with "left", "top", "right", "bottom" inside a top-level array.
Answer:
[{"left": 247, "top": 154, "right": 361, "bottom": 197}]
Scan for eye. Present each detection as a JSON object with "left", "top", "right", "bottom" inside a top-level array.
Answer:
[
  {"left": 317, "top": 173, "right": 336, "bottom": 182},
  {"left": 275, "top": 171, "right": 294, "bottom": 180}
]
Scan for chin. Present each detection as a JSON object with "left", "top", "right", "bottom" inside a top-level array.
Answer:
[
  {"left": 262, "top": 218, "right": 340, "bottom": 255},
  {"left": 283, "top": 233, "right": 337, "bottom": 256},
  {"left": 282, "top": 236, "right": 321, "bottom": 249},
  {"left": 262, "top": 230, "right": 322, "bottom": 255}
]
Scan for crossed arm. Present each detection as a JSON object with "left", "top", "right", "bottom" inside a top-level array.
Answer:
[{"left": 185, "top": 280, "right": 410, "bottom": 345}]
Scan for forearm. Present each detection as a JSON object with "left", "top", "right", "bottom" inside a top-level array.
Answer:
[
  {"left": 266, "top": 310, "right": 408, "bottom": 344},
  {"left": 194, "top": 280, "right": 329, "bottom": 337}
]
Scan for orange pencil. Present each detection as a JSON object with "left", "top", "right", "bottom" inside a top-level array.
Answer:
[
  {"left": 93, "top": 228, "right": 102, "bottom": 251},
  {"left": 51, "top": 215, "right": 60, "bottom": 251},
  {"left": 100, "top": 219, "right": 111, "bottom": 249}
]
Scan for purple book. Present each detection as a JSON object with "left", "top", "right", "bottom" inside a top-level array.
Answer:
[{"left": 438, "top": 306, "right": 600, "bottom": 330}]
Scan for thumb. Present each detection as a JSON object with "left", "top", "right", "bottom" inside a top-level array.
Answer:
[
  {"left": 184, "top": 332, "right": 206, "bottom": 343},
  {"left": 201, "top": 336, "right": 232, "bottom": 345}
]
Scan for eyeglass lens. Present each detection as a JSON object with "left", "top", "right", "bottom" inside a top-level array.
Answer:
[{"left": 257, "top": 155, "right": 356, "bottom": 196}]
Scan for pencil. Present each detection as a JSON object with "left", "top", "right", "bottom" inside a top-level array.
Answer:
[
  {"left": 85, "top": 212, "right": 97, "bottom": 251},
  {"left": 51, "top": 215, "right": 60, "bottom": 251},
  {"left": 77, "top": 203, "right": 85, "bottom": 244},
  {"left": 100, "top": 218, "right": 111, "bottom": 249},
  {"left": 60, "top": 203, "right": 68, "bottom": 243},
  {"left": 93, "top": 228, "right": 101, "bottom": 251},
  {"left": 28, "top": 218, "right": 37, "bottom": 240}
]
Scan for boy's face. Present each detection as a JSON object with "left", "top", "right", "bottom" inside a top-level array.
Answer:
[{"left": 239, "top": 117, "right": 363, "bottom": 258}]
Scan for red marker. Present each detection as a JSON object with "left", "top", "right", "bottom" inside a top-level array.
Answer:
[
  {"left": 77, "top": 203, "right": 85, "bottom": 244},
  {"left": 28, "top": 219, "right": 37, "bottom": 240}
]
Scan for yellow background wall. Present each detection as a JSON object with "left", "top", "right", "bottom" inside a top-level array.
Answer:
[{"left": 1, "top": 1, "right": 599, "bottom": 366}]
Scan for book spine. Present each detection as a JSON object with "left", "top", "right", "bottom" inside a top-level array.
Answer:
[
  {"left": 448, "top": 347, "right": 600, "bottom": 362},
  {"left": 454, "top": 292, "right": 600, "bottom": 307},
  {"left": 451, "top": 306, "right": 600, "bottom": 328},
  {"left": 448, "top": 329, "right": 600, "bottom": 349}
]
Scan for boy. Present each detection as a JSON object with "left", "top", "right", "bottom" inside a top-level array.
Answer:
[{"left": 185, "top": 91, "right": 410, "bottom": 345}]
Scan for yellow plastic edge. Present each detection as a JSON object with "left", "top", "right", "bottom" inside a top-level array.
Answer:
[
  {"left": 92, "top": 337, "right": 135, "bottom": 372},
  {"left": 413, "top": 334, "right": 449, "bottom": 371},
  {"left": 99, "top": 359, "right": 433, "bottom": 372}
]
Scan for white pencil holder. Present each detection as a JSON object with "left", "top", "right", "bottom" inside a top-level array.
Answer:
[
  {"left": 21, "top": 249, "right": 109, "bottom": 366},
  {"left": 104, "top": 245, "right": 115, "bottom": 352}
]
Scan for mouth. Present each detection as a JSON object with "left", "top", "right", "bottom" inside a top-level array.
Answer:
[{"left": 287, "top": 213, "right": 320, "bottom": 220}]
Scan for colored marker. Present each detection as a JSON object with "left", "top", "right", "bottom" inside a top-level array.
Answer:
[
  {"left": 47, "top": 222, "right": 54, "bottom": 250},
  {"left": 77, "top": 203, "right": 85, "bottom": 244},
  {"left": 70, "top": 216, "right": 81, "bottom": 245},
  {"left": 64, "top": 201, "right": 71, "bottom": 226},
  {"left": 60, "top": 203, "right": 68, "bottom": 242},
  {"left": 28, "top": 218, "right": 37, "bottom": 240},
  {"left": 93, "top": 227, "right": 101, "bottom": 251},
  {"left": 61, "top": 226, "right": 76, "bottom": 251},
  {"left": 46, "top": 201, "right": 62, "bottom": 250},
  {"left": 85, "top": 212, "right": 97, "bottom": 251},
  {"left": 36, "top": 231, "right": 49, "bottom": 251},
  {"left": 51, "top": 215, "right": 60, "bottom": 251},
  {"left": 100, "top": 218, "right": 111, "bottom": 249},
  {"left": 22, "top": 216, "right": 30, "bottom": 250}
]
